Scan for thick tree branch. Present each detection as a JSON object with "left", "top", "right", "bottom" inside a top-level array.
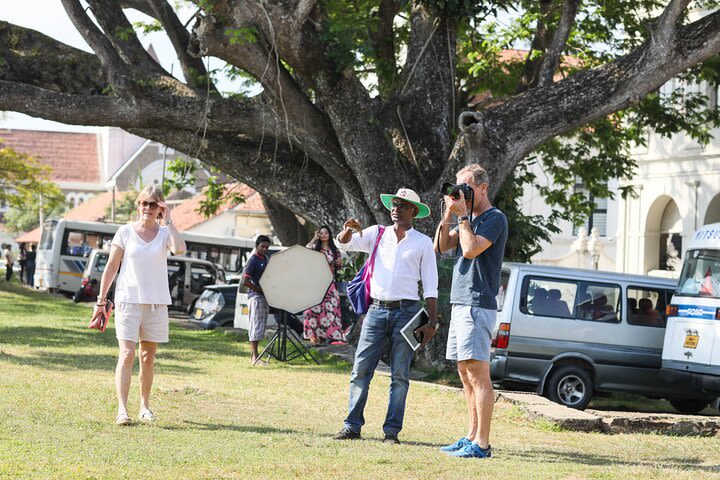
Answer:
[
  {"left": 85, "top": 0, "right": 167, "bottom": 75},
  {"left": 459, "top": 6, "right": 720, "bottom": 188},
  {"left": 394, "top": 6, "right": 456, "bottom": 184},
  {"left": 0, "top": 21, "right": 105, "bottom": 95},
  {"left": 656, "top": 0, "right": 692, "bottom": 39},
  {"left": 0, "top": 80, "right": 283, "bottom": 137},
  {"left": 191, "top": 0, "right": 413, "bottom": 217},
  {"left": 517, "top": 0, "right": 553, "bottom": 93},
  {"left": 537, "top": 0, "right": 579, "bottom": 87},
  {"left": 146, "top": 0, "right": 211, "bottom": 90},
  {"left": 60, "top": 0, "right": 128, "bottom": 75},
  {"left": 127, "top": 127, "right": 362, "bottom": 227},
  {"left": 370, "top": 0, "right": 400, "bottom": 95},
  {"left": 191, "top": 9, "right": 381, "bottom": 221}
]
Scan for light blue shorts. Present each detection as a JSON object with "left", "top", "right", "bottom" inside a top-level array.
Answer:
[{"left": 446, "top": 305, "right": 496, "bottom": 362}]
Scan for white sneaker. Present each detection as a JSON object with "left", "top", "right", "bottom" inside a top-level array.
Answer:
[{"left": 139, "top": 409, "right": 156, "bottom": 423}]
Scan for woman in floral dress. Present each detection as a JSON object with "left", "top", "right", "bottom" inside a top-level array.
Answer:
[{"left": 303, "top": 225, "right": 344, "bottom": 345}]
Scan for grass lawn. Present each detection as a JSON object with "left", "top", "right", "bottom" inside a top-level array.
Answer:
[{"left": 0, "top": 279, "right": 719, "bottom": 479}]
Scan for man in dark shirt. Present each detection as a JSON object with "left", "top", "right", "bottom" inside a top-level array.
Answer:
[
  {"left": 242, "top": 235, "right": 272, "bottom": 364},
  {"left": 435, "top": 164, "right": 508, "bottom": 459}
]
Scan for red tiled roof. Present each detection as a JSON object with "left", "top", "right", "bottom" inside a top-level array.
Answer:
[
  {"left": 14, "top": 227, "right": 40, "bottom": 244},
  {"left": 172, "top": 183, "right": 265, "bottom": 231},
  {"left": 0, "top": 129, "right": 100, "bottom": 183},
  {"left": 14, "top": 185, "right": 266, "bottom": 243},
  {"left": 64, "top": 191, "right": 114, "bottom": 222}
]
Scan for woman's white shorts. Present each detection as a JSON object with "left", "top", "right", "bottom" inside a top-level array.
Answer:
[{"left": 115, "top": 303, "right": 169, "bottom": 343}]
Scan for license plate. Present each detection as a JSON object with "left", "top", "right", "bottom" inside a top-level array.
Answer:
[
  {"left": 684, "top": 334, "right": 699, "bottom": 349},
  {"left": 195, "top": 308, "right": 203, "bottom": 318}
]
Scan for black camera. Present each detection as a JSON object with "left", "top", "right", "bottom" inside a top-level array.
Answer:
[{"left": 441, "top": 182, "right": 473, "bottom": 200}]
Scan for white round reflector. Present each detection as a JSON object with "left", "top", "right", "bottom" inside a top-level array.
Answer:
[{"left": 259, "top": 244, "right": 334, "bottom": 313}]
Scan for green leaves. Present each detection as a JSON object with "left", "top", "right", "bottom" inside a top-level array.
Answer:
[
  {"left": 0, "top": 143, "right": 66, "bottom": 233},
  {"left": 224, "top": 27, "right": 258, "bottom": 46},
  {"left": 0, "top": 143, "right": 63, "bottom": 210},
  {"left": 196, "top": 176, "right": 246, "bottom": 219}
]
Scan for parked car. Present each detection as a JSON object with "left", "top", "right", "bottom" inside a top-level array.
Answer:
[
  {"left": 189, "top": 284, "right": 238, "bottom": 329},
  {"left": 490, "top": 262, "right": 716, "bottom": 413},
  {"left": 74, "top": 249, "right": 226, "bottom": 313}
]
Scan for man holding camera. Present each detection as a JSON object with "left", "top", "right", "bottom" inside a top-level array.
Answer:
[
  {"left": 434, "top": 164, "right": 508, "bottom": 459},
  {"left": 333, "top": 188, "right": 438, "bottom": 444}
]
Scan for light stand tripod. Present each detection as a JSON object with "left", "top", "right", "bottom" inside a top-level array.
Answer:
[{"left": 254, "top": 309, "right": 320, "bottom": 365}]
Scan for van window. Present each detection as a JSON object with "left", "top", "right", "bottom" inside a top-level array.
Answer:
[
  {"left": 627, "top": 287, "right": 673, "bottom": 327},
  {"left": 497, "top": 269, "right": 510, "bottom": 312},
  {"left": 577, "top": 282, "right": 621, "bottom": 323},
  {"left": 677, "top": 249, "right": 720, "bottom": 298},
  {"left": 522, "top": 277, "right": 576, "bottom": 318},
  {"left": 191, "top": 264, "right": 215, "bottom": 293},
  {"left": 521, "top": 276, "right": 621, "bottom": 323}
]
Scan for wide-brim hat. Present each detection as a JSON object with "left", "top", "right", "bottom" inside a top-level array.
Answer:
[{"left": 380, "top": 188, "right": 431, "bottom": 219}]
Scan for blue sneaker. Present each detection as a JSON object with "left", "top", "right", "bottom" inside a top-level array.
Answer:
[
  {"left": 449, "top": 442, "right": 492, "bottom": 458},
  {"left": 440, "top": 436, "right": 471, "bottom": 452}
]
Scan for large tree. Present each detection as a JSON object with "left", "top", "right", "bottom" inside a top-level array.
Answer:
[
  {"left": 2, "top": 0, "right": 719, "bottom": 369},
  {"left": 1, "top": 0, "right": 718, "bottom": 245}
]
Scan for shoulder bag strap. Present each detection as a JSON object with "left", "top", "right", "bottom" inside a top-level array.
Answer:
[{"left": 365, "top": 226, "right": 385, "bottom": 281}]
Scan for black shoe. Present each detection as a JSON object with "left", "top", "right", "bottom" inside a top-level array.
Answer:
[
  {"left": 383, "top": 432, "right": 400, "bottom": 444},
  {"left": 333, "top": 428, "right": 361, "bottom": 440}
]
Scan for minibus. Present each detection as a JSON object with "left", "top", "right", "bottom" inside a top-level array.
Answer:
[
  {"left": 662, "top": 222, "right": 720, "bottom": 397},
  {"left": 35, "top": 218, "right": 268, "bottom": 293}
]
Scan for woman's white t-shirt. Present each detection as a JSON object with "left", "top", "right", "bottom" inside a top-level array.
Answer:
[{"left": 112, "top": 223, "right": 172, "bottom": 305}]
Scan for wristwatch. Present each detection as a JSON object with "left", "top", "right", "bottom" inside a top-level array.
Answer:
[{"left": 458, "top": 215, "right": 470, "bottom": 223}]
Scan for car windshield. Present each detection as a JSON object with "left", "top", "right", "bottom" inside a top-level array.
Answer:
[{"left": 676, "top": 249, "right": 720, "bottom": 298}]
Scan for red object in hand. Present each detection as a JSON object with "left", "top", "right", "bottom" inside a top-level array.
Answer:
[{"left": 89, "top": 300, "right": 114, "bottom": 333}]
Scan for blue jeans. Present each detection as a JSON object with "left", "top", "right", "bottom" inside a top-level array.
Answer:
[{"left": 344, "top": 302, "right": 420, "bottom": 435}]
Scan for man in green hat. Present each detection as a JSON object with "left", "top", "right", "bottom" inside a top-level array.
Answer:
[{"left": 332, "top": 188, "right": 438, "bottom": 444}]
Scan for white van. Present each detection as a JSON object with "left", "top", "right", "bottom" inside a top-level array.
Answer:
[
  {"left": 662, "top": 223, "right": 720, "bottom": 395},
  {"left": 491, "top": 263, "right": 715, "bottom": 413}
]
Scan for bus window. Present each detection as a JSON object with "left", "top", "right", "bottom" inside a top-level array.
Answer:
[
  {"left": 64, "top": 230, "right": 94, "bottom": 257},
  {"left": 40, "top": 220, "right": 57, "bottom": 250}
]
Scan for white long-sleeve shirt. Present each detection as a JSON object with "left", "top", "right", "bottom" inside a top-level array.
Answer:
[{"left": 337, "top": 225, "right": 438, "bottom": 301}]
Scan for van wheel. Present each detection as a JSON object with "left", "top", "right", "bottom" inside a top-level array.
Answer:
[
  {"left": 669, "top": 398, "right": 708, "bottom": 415},
  {"left": 546, "top": 365, "right": 594, "bottom": 410}
]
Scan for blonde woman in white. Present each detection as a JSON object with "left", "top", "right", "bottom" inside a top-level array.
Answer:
[{"left": 96, "top": 185, "right": 186, "bottom": 425}]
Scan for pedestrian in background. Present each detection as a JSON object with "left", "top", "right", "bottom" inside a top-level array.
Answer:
[
  {"left": 3, "top": 244, "right": 14, "bottom": 282},
  {"left": 18, "top": 243, "right": 27, "bottom": 283},
  {"left": 303, "top": 225, "right": 344, "bottom": 345},
  {"left": 25, "top": 245, "right": 37, "bottom": 288}
]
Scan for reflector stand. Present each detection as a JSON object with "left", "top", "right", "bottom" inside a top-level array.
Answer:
[{"left": 254, "top": 309, "right": 320, "bottom": 365}]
